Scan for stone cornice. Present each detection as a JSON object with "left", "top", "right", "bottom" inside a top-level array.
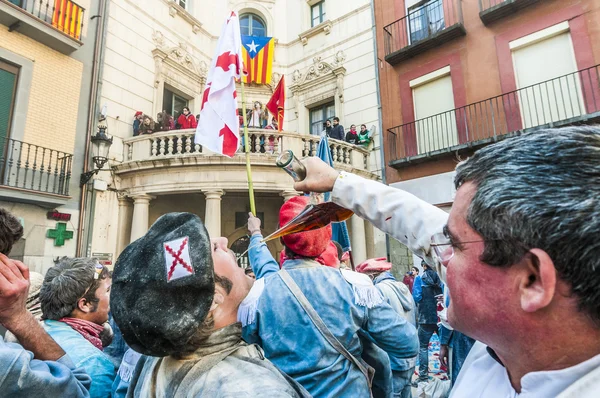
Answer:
[
  {"left": 161, "top": 0, "right": 202, "bottom": 34},
  {"left": 298, "top": 19, "right": 333, "bottom": 46}
]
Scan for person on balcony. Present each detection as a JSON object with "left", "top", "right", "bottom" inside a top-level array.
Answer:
[
  {"left": 176, "top": 107, "right": 197, "bottom": 129},
  {"left": 358, "top": 124, "right": 371, "bottom": 148},
  {"left": 40, "top": 258, "right": 116, "bottom": 398},
  {"left": 320, "top": 119, "right": 333, "bottom": 138},
  {"left": 330, "top": 117, "right": 345, "bottom": 141},
  {"left": 345, "top": 125, "right": 359, "bottom": 145},
  {"left": 247, "top": 101, "right": 266, "bottom": 128},
  {"left": 132, "top": 111, "right": 143, "bottom": 136},
  {"left": 265, "top": 117, "right": 278, "bottom": 130},
  {"left": 139, "top": 115, "right": 156, "bottom": 135}
]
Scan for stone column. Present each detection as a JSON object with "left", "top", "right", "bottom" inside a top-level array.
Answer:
[
  {"left": 116, "top": 193, "right": 133, "bottom": 255},
  {"left": 130, "top": 194, "right": 154, "bottom": 242},
  {"left": 280, "top": 190, "right": 299, "bottom": 202},
  {"left": 365, "top": 220, "right": 375, "bottom": 260},
  {"left": 350, "top": 214, "right": 367, "bottom": 265},
  {"left": 204, "top": 190, "right": 224, "bottom": 238}
]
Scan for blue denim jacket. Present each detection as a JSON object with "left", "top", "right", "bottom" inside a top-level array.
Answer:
[
  {"left": 243, "top": 234, "right": 418, "bottom": 397},
  {"left": 0, "top": 335, "right": 91, "bottom": 397},
  {"left": 44, "top": 320, "right": 116, "bottom": 398}
]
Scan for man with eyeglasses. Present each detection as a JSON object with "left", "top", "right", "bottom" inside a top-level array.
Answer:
[{"left": 293, "top": 126, "right": 600, "bottom": 397}]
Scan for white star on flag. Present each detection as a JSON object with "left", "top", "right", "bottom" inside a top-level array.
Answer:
[{"left": 246, "top": 40, "right": 258, "bottom": 53}]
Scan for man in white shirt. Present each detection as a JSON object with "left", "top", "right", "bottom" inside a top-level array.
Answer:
[{"left": 293, "top": 126, "right": 600, "bottom": 397}]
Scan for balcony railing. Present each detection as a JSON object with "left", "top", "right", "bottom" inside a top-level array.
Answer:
[
  {"left": 383, "top": 0, "right": 465, "bottom": 65},
  {"left": 6, "top": 0, "right": 85, "bottom": 40},
  {"left": 122, "top": 129, "right": 370, "bottom": 172},
  {"left": 0, "top": 138, "right": 73, "bottom": 196},
  {"left": 388, "top": 64, "right": 600, "bottom": 165},
  {"left": 479, "top": 0, "right": 541, "bottom": 25}
]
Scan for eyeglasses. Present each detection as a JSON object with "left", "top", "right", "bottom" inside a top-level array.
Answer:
[{"left": 430, "top": 232, "right": 485, "bottom": 265}]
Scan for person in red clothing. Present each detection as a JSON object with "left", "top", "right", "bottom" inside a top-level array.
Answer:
[
  {"left": 403, "top": 266, "right": 418, "bottom": 293},
  {"left": 176, "top": 107, "right": 197, "bottom": 129}
]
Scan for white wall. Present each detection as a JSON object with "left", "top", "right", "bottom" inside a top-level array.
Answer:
[{"left": 390, "top": 171, "right": 456, "bottom": 205}]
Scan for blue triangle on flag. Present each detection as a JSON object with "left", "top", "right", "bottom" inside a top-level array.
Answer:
[{"left": 242, "top": 35, "right": 272, "bottom": 59}]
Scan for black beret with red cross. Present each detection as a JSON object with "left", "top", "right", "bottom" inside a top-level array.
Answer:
[{"left": 111, "top": 212, "right": 215, "bottom": 357}]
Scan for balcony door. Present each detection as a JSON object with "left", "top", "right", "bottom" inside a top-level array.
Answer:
[
  {"left": 0, "top": 61, "right": 19, "bottom": 182},
  {"left": 408, "top": 0, "right": 445, "bottom": 44},
  {"left": 412, "top": 68, "right": 458, "bottom": 155},
  {"left": 512, "top": 27, "right": 583, "bottom": 129}
]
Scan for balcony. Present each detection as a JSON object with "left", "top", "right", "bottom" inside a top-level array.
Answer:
[
  {"left": 479, "top": 0, "right": 541, "bottom": 25},
  {"left": 0, "top": 0, "right": 85, "bottom": 54},
  {"left": 388, "top": 65, "right": 600, "bottom": 167},
  {"left": 0, "top": 138, "right": 73, "bottom": 206},
  {"left": 383, "top": 0, "right": 465, "bottom": 65},
  {"left": 115, "top": 129, "right": 375, "bottom": 195}
]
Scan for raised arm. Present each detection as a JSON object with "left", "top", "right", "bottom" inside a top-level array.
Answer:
[
  {"left": 294, "top": 157, "right": 448, "bottom": 265},
  {"left": 0, "top": 254, "right": 91, "bottom": 396},
  {"left": 247, "top": 213, "right": 280, "bottom": 279}
]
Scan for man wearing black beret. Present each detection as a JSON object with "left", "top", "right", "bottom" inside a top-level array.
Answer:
[{"left": 111, "top": 212, "right": 309, "bottom": 397}]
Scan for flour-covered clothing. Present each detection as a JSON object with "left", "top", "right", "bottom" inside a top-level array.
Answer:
[
  {"left": 126, "top": 323, "right": 309, "bottom": 398},
  {"left": 243, "top": 240, "right": 418, "bottom": 398}
]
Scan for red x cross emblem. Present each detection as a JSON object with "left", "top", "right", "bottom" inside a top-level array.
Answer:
[{"left": 164, "top": 237, "right": 194, "bottom": 281}]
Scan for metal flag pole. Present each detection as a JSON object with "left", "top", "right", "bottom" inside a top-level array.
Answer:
[{"left": 240, "top": 79, "right": 256, "bottom": 216}]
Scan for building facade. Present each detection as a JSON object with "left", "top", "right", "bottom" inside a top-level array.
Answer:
[
  {"left": 375, "top": 0, "right": 600, "bottom": 273},
  {"left": 0, "top": 0, "right": 100, "bottom": 273},
  {"left": 87, "top": 0, "right": 387, "bottom": 266}
]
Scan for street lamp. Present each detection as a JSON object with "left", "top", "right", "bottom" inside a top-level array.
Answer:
[{"left": 80, "top": 122, "right": 113, "bottom": 186}]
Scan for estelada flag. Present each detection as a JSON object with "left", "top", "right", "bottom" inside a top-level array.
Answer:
[
  {"left": 241, "top": 35, "right": 274, "bottom": 84},
  {"left": 195, "top": 12, "right": 243, "bottom": 158},
  {"left": 266, "top": 76, "right": 285, "bottom": 130}
]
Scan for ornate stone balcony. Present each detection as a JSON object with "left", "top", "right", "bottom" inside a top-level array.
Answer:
[{"left": 115, "top": 128, "right": 375, "bottom": 196}]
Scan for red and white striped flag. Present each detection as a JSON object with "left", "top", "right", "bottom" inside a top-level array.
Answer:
[{"left": 195, "top": 12, "right": 244, "bottom": 157}]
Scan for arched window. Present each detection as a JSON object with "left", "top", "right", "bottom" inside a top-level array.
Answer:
[{"left": 240, "top": 13, "right": 266, "bottom": 37}]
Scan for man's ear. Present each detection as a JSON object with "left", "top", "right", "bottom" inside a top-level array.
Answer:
[
  {"left": 76, "top": 297, "right": 92, "bottom": 314},
  {"left": 210, "top": 291, "right": 225, "bottom": 312},
  {"left": 520, "top": 249, "right": 557, "bottom": 313}
]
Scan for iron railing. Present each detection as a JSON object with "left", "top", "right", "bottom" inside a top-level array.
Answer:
[
  {"left": 388, "top": 64, "right": 600, "bottom": 162},
  {"left": 383, "top": 0, "right": 463, "bottom": 58},
  {"left": 0, "top": 138, "right": 73, "bottom": 196},
  {"left": 6, "top": 0, "right": 85, "bottom": 40}
]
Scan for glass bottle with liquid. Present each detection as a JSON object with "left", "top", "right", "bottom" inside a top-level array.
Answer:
[{"left": 264, "top": 151, "right": 354, "bottom": 243}]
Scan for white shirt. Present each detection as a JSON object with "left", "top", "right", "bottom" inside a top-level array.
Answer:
[{"left": 451, "top": 342, "right": 600, "bottom": 397}]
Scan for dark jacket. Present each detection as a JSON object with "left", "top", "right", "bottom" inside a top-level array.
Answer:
[
  {"left": 330, "top": 124, "right": 345, "bottom": 140},
  {"left": 345, "top": 131, "right": 358, "bottom": 145},
  {"left": 414, "top": 269, "right": 442, "bottom": 325}
]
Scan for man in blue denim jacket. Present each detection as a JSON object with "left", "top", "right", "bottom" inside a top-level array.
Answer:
[{"left": 242, "top": 197, "right": 418, "bottom": 397}]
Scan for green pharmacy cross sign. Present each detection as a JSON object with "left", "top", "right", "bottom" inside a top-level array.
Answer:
[{"left": 47, "top": 222, "right": 74, "bottom": 246}]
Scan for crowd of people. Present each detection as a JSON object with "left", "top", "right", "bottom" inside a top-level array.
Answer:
[
  {"left": 132, "top": 107, "right": 198, "bottom": 137},
  {"left": 321, "top": 117, "right": 372, "bottom": 148},
  {"left": 131, "top": 106, "right": 372, "bottom": 152},
  {"left": 1, "top": 126, "right": 599, "bottom": 398}
]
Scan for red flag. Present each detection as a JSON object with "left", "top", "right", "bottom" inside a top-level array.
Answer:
[
  {"left": 195, "top": 12, "right": 243, "bottom": 157},
  {"left": 266, "top": 76, "right": 285, "bottom": 131}
]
